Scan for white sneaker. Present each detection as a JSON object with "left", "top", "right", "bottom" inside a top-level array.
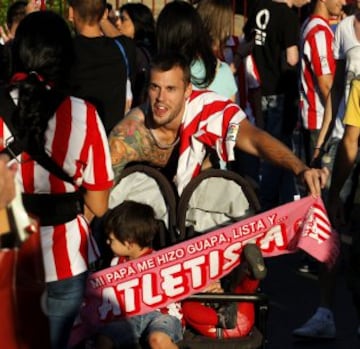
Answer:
[{"left": 293, "top": 307, "right": 336, "bottom": 339}]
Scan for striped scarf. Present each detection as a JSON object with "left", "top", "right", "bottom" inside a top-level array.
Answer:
[{"left": 175, "top": 90, "right": 246, "bottom": 194}]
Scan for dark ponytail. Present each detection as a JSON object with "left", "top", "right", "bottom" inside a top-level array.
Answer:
[{"left": 9, "top": 11, "right": 74, "bottom": 153}]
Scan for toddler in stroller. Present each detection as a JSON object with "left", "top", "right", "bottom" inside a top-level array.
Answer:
[{"left": 105, "top": 164, "right": 269, "bottom": 349}]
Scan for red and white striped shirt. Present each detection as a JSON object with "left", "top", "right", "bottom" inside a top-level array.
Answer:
[
  {"left": 0, "top": 96, "right": 114, "bottom": 282},
  {"left": 175, "top": 90, "right": 246, "bottom": 194},
  {"left": 299, "top": 15, "right": 335, "bottom": 130}
]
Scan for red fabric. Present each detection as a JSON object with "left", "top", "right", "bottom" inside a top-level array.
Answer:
[
  {"left": 0, "top": 231, "right": 50, "bottom": 348},
  {"left": 0, "top": 250, "right": 20, "bottom": 348},
  {"left": 182, "top": 277, "right": 259, "bottom": 338},
  {"left": 15, "top": 232, "right": 50, "bottom": 348},
  {"left": 176, "top": 90, "right": 246, "bottom": 194},
  {"left": 40, "top": 0, "right": 46, "bottom": 10}
]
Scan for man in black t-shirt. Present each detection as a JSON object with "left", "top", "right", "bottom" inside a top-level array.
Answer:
[
  {"left": 243, "top": 0, "right": 309, "bottom": 210},
  {"left": 68, "top": 0, "right": 136, "bottom": 135},
  {"left": 244, "top": 0, "right": 302, "bottom": 97}
]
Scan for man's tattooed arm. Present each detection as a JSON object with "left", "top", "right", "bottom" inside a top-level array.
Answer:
[{"left": 109, "top": 110, "right": 173, "bottom": 182}]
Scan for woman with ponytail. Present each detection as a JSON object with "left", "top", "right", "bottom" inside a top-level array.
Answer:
[{"left": 0, "top": 10, "right": 114, "bottom": 349}]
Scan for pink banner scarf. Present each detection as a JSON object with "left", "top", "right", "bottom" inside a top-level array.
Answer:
[{"left": 70, "top": 196, "right": 338, "bottom": 346}]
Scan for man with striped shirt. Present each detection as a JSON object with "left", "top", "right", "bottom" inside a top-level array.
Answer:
[
  {"left": 109, "top": 53, "right": 328, "bottom": 198},
  {"left": 299, "top": 0, "right": 345, "bottom": 165}
]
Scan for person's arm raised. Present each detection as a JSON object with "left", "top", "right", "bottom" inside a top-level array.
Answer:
[{"left": 100, "top": 9, "right": 122, "bottom": 38}]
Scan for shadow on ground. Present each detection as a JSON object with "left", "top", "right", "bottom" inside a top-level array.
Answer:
[{"left": 262, "top": 249, "right": 359, "bottom": 349}]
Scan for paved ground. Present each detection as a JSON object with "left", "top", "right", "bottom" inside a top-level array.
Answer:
[{"left": 261, "top": 245, "right": 359, "bottom": 349}]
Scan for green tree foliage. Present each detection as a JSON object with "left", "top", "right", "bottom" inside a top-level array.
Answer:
[{"left": 0, "top": 0, "right": 66, "bottom": 25}]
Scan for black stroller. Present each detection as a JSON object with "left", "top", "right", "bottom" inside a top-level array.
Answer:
[{"left": 108, "top": 164, "right": 269, "bottom": 349}]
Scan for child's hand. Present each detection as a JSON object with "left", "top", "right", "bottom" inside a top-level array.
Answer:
[{"left": 204, "top": 280, "right": 224, "bottom": 293}]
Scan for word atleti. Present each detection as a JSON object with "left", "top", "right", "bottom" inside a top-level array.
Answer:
[
  {"left": 98, "top": 241, "right": 247, "bottom": 320},
  {"left": 70, "top": 196, "right": 335, "bottom": 346},
  {"left": 86, "top": 198, "right": 333, "bottom": 323},
  {"left": 96, "top": 223, "right": 293, "bottom": 321}
]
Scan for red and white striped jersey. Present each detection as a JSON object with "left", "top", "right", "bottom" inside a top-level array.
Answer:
[
  {"left": 0, "top": 96, "right": 114, "bottom": 282},
  {"left": 299, "top": 15, "right": 335, "bottom": 130},
  {"left": 175, "top": 90, "right": 246, "bottom": 194}
]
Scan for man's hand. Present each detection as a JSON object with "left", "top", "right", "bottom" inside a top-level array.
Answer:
[
  {"left": 204, "top": 280, "right": 223, "bottom": 293},
  {"left": 298, "top": 167, "right": 329, "bottom": 197}
]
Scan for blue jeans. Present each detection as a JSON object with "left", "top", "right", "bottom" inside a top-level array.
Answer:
[
  {"left": 98, "top": 311, "right": 183, "bottom": 347},
  {"left": 259, "top": 95, "right": 298, "bottom": 210},
  {"left": 46, "top": 271, "right": 88, "bottom": 349}
]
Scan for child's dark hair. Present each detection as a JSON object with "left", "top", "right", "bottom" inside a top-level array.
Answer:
[{"left": 104, "top": 200, "right": 159, "bottom": 248}]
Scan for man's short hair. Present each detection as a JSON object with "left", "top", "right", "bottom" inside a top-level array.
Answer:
[
  {"left": 68, "top": 0, "right": 106, "bottom": 24},
  {"left": 151, "top": 52, "right": 191, "bottom": 85}
]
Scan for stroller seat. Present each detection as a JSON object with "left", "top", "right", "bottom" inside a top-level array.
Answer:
[
  {"left": 109, "top": 163, "right": 179, "bottom": 248},
  {"left": 110, "top": 165, "right": 268, "bottom": 349},
  {"left": 175, "top": 168, "right": 267, "bottom": 349}
]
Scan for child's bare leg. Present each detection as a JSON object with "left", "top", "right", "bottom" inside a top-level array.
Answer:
[{"left": 148, "top": 331, "right": 178, "bottom": 349}]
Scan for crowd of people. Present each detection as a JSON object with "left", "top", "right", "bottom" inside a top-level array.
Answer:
[{"left": 0, "top": 0, "right": 359, "bottom": 348}]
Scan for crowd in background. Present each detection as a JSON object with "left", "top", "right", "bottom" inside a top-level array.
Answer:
[{"left": 0, "top": 0, "right": 359, "bottom": 348}]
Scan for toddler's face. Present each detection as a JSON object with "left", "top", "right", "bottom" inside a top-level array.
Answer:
[{"left": 107, "top": 232, "right": 129, "bottom": 257}]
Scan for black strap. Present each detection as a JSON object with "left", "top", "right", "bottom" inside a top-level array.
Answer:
[
  {"left": 22, "top": 192, "right": 84, "bottom": 226},
  {"left": 0, "top": 86, "right": 75, "bottom": 185}
]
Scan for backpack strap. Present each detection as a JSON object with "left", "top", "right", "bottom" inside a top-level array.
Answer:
[{"left": 114, "top": 38, "right": 130, "bottom": 78}]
